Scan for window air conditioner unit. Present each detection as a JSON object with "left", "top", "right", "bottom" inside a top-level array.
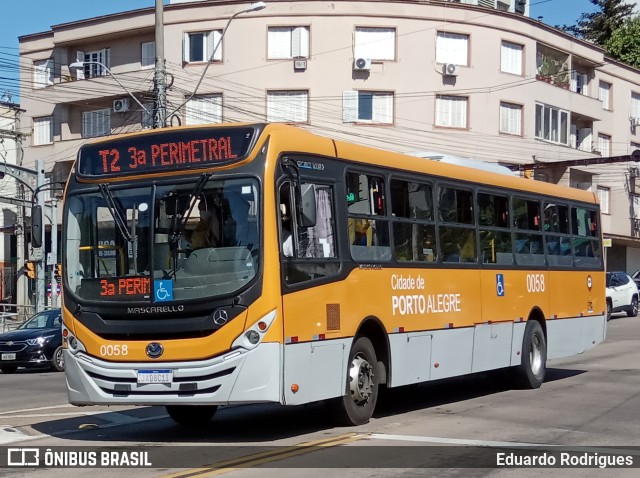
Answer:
[
  {"left": 631, "top": 117, "right": 640, "bottom": 127},
  {"left": 353, "top": 57, "right": 372, "bottom": 71},
  {"left": 443, "top": 63, "right": 459, "bottom": 76},
  {"left": 113, "top": 98, "right": 129, "bottom": 113},
  {"left": 293, "top": 57, "right": 307, "bottom": 71}
]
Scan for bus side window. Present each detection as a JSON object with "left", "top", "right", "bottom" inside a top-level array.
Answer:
[{"left": 346, "top": 172, "right": 390, "bottom": 261}]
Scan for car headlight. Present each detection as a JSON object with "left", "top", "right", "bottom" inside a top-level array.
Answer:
[{"left": 26, "top": 335, "right": 55, "bottom": 346}]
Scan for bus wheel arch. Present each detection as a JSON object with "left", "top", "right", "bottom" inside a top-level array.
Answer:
[{"left": 513, "top": 310, "right": 547, "bottom": 389}]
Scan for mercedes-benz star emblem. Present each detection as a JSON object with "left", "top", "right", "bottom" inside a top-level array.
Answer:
[
  {"left": 213, "top": 309, "right": 229, "bottom": 326},
  {"left": 146, "top": 342, "right": 164, "bottom": 359}
]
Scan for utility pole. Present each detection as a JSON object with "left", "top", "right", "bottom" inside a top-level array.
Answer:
[
  {"left": 35, "top": 159, "right": 46, "bottom": 312},
  {"left": 153, "top": 0, "right": 167, "bottom": 128}
]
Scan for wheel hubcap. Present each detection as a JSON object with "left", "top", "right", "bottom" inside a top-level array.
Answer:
[
  {"left": 348, "top": 353, "right": 374, "bottom": 406},
  {"left": 530, "top": 335, "right": 542, "bottom": 375},
  {"left": 56, "top": 350, "right": 64, "bottom": 369}
]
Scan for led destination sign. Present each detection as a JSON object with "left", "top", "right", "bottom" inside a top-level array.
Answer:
[{"left": 77, "top": 126, "right": 259, "bottom": 177}]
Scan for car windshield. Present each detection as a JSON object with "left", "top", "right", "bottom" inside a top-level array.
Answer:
[
  {"left": 64, "top": 177, "right": 260, "bottom": 303},
  {"left": 18, "top": 310, "right": 61, "bottom": 330}
]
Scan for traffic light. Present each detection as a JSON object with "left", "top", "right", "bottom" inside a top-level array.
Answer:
[
  {"left": 25, "top": 261, "right": 36, "bottom": 279},
  {"left": 55, "top": 264, "right": 62, "bottom": 278}
]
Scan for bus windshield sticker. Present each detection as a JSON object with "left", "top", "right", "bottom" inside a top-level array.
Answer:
[
  {"left": 77, "top": 127, "right": 257, "bottom": 177},
  {"left": 154, "top": 280, "right": 174, "bottom": 302},
  {"left": 496, "top": 274, "right": 505, "bottom": 296}
]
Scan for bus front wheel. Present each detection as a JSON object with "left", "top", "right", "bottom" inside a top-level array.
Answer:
[
  {"left": 166, "top": 405, "right": 218, "bottom": 426},
  {"left": 333, "top": 336, "right": 379, "bottom": 426},
  {"left": 513, "top": 320, "right": 546, "bottom": 389}
]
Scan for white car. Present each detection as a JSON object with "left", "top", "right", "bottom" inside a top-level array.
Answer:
[{"left": 605, "top": 272, "right": 639, "bottom": 320}]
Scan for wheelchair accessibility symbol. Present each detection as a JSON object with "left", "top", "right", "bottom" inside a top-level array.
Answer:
[
  {"left": 154, "top": 280, "right": 173, "bottom": 302},
  {"left": 496, "top": 274, "right": 505, "bottom": 297}
]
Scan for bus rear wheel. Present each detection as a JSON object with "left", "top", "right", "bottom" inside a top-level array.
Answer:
[
  {"left": 166, "top": 405, "right": 218, "bottom": 426},
  {"left": 333, "top": 336, "right": 378, "bottom": 426},
  {"left": 512, "top": 320, "right": 546, "bottom": 389}
]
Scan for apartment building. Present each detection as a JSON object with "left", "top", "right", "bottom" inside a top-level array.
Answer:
[{"left": 16, "top": 0, "right": 640, "bottom": 272}]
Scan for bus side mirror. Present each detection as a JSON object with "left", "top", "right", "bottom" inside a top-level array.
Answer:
[
  {"left": 31, "top": 205, "right": 43, "bottom": 248},
  {"left": 298, "top": 183, "right": 316, "bottom": 228}
]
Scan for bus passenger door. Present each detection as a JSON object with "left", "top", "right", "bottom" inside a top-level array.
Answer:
[{"left": 278, "top": 181, "right": 346, "bottom": 405}]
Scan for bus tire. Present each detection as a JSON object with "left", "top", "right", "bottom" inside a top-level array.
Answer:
[
  {"left": 333, "top": 336, "right": 378, "bottom": 426},
  {"left": 166, "top": 405, "right": 218, "bottom": 426},
  {"left": 513, "top": 320, "right": 546, "bottom": 389}
]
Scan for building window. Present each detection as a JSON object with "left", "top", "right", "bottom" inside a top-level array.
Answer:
[
  {"left": 597, "top": 186, "right": 610, "bottom": 214},
  {"left": 435, "top": 95, "right": 468, "bottom": 128},
  {"left": 141, "top": 41, "right": 155, "bottom": 69},
  {"left": 267, "top": 90, "right": 308, "bottom": 123},
  {"left": 354, "top": 27, "right": 395, "bottom": 61},
  {"left": 183, "top": 31, "right": 222, "bottom": 63},
  {"left": 535, "top": 103, "right": 569, "bottom": 145},
  {"left": 33, "top": 59, "right": 53, "bottom": 89},
  {"left": 268, "top": 26, "right": 309, "bottom": 59},
  {"left": 631, "top": 92, "right": 640, "bottom": 121},
  {"left": 33, "top": 117, "right": 53, "bottom": 145},
  {"left": 185, "top": 94, "right": 223, "bottom": 125},
  {"left": 599, "top": 81, "right": 611, "bottom": 110},
  {"left": 436, "top": 32, "right": 469, "bottom": 66},
  {"left": 571, "top": 71, "right": 589, "bottom": 96},
  {"left": 499, "top": 102, "right": 522, "bottom": 135},
  {"left": 342, "top": 91, "right": 394, "bottom": 124},
  {"left": 82, "top": 109, "right": 111, "bottom": 138},
  {"left": 597, "top": 133, "right": 611, "bottom": 156},
  {"left": 75, "top": 49, "right": 110, "bottom": 79},
  {"left": 500, "top": 41, "right": 523, "bottom": 75}
]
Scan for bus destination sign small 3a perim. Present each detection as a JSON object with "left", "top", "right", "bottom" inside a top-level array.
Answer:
[{"left": 77, "top": 126, "right": 258, "bottom": 177}]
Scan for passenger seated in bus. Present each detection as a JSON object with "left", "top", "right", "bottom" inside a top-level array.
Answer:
[{"left": 190, "top": 195, "right": 221, "bottom": 249}]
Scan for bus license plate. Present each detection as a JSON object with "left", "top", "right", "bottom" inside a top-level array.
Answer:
[
  {"left": 137, "top": 369, "right": 173, "bottom": 384},
  {"left": 1, "top": 353, "right": 16, "bottom": 361}
]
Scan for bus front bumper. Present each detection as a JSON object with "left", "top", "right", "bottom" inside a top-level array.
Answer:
[{"left": 64, "top": 342, "right": 282, "bottom": 406}]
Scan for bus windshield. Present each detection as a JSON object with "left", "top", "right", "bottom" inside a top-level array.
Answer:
[{"left": 64, "top": 177, "right": 260, "bottom": 303}]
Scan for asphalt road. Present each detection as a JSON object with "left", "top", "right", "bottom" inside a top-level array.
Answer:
[{"left": 1, "top": 312, "right": 639, "bottom": 477}]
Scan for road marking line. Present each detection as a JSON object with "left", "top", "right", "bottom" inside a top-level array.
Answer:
[
  {"left": 0, "top": 403, "right": 75, "bottom": 416},
  {"left": 0, "top": 426, "right": 44, "bottom": 445},
  {"left": 368, "top": 433, "right": 554, "bottom": 448},
  {"left": 160, "top": 433, "right": 365, "bottom": 478},
  {"left": 368, "top": 433, "right": 640, "bottom": 456}
]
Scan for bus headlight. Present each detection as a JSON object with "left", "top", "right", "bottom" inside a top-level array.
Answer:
[
  {"left": 63, "top": 325, "right": 86, "bottom": 354},
  {"left": 232, "top": 309, "right": 276, "bottom": 350}
]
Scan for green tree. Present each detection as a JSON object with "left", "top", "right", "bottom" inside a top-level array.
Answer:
[
  {"left": 605, "top": 17, "right": 640, "bottom": 68},
  {"left": 559, "top": 0, "right": 633, "bottom": 46}
]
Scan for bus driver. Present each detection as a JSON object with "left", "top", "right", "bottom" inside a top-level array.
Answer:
[{"left": 191, "top": 195, "right": 221, "bottom": 249}]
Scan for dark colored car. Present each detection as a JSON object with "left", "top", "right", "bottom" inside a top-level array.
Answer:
[
  {"left": 632, "top": 270, "right": 640, "bottom": 289},
  {"left": 0, "top": 309, "right": 63, "bottom": 374}
]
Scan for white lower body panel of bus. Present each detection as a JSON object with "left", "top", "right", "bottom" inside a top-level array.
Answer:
[{"left": 65, "top": 342, "right": 283, "bottom": 406}]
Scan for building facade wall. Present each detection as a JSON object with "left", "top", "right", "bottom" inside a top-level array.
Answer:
[{"left": 17, "top": 0, "right": 640, "bottom": 271}]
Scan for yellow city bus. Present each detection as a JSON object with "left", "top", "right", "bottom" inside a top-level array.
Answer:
[{"left": 61, "top": 123, "right": 606, "bottom": 426}]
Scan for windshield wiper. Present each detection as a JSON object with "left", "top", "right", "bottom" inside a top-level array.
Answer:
[{"left": 99, "top": 184, "right": 133, "bottom": 244}]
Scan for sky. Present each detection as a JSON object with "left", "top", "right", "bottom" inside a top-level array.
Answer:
[{"left": 0, "top": 0, "right": 635, "bottom": 102}]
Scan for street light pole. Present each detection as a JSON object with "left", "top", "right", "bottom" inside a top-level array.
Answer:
[
  {"left": 68, "top": 61, "right": 151, "bottom": 116},
  {"left": 165, "top": 2, "right": 266, "bottom": 121}
]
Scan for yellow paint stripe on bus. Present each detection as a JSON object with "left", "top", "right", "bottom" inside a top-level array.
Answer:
[{"left": 160, "top": 433, "right": 365, "bottom": 478}]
